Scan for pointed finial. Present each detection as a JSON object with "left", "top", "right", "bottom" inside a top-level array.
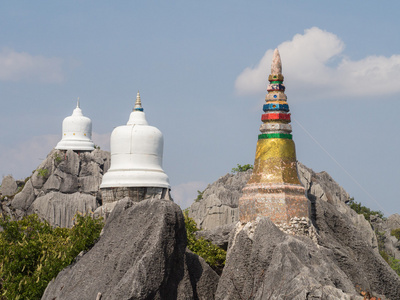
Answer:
[
  {"left": 134, "top": 91, "right": 144, "bottom": 111},
  {"left": 271, "top": 48, "right": 282, "bottom": 75},
  {"left": 77, "top": 97, "right": 80, "bottom": 108}
]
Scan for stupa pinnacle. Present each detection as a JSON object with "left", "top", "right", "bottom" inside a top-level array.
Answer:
[{"left": 239, "top": 49, "right": 309, "bottom": 224}]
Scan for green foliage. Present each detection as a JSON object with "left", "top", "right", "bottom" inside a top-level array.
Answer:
[
  {"left": 36, "top": 168, "right": 48, "bottom": 178},
  {"left": 375, "top": 230, "right": 400, "bottom": 277},
  {"left": 53, "top": 153, "right": 63, "bottom": 164},
  {"left": 94, "top": 145, "right": 101, "bottom": 150},
  {"left": 231, "top": 164, "right": 253, "bottom": 174},
  {"left": 183, "top": 212, "right": 226, "bottom": 274},
  {"left": 347, "top": 197, "right": 384, "bottom": 221},
  {"left": 391, "top": 228, "right": 400, "bottom": 240},
  {"left": 195, "top": 190, "right": 204, "bottom": 202},
  {"left": 0, "top": 214, "right": 104, "bottom": 299}
]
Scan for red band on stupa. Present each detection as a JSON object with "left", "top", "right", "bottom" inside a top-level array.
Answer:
[{"left": 261, "top": 113, "right": 291, "bottom": 121}]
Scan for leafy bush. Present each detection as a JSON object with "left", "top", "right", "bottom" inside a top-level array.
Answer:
[
  {"left": 36, "top": 168, "right": 48, "bottom": 178},
  {"left": 231, "top": 164, "right": 253, "bottom": 174},
  {"left": 0, "top": 214, "right": 104, "bottom": 299},
  {"left": 184, "top": 212, "right": 226, "bottom": 274},
  {"left": 195, "top": 190, "right": 204, "bottom": 202},
  {"left": 53, "top": 153, "right": 63, "bottom": 164},
  {"left": 347, "top": 197, "right": 384, "bottom": 221},
  {"left": 391, "top": 228, "right": 400, "bottom": 240}
]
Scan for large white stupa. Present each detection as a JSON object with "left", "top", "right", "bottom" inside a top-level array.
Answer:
[
  {"left": 55, "top": 100, "right": 95, "bottom": 151},
  {"left": 100, "top": 92, "right": 171, "bottom": 203}
]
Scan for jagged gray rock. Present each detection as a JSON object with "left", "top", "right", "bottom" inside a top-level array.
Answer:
[
  {"left": 0, "top": 175, "right": 18, "bottom": 196},
  {"left": 371, "top": 214, "right": 400, "bottom": 260},
  {"left": 314, "top": 198, "right": 400, "bottom": 299},
  {"left": 42, "top": 198, "right": 219, "bottom": 300},
  {"left": 30, "top": 192, "right": 98, "bottom": 228},
  {"left": 9, "top": 148, "right": 110, "bottom": 227},
  {"left": 215, "top": 218, "right": 363, "bottom": 300},
  {"left": 297, "top": 163, "right": 379, "bottom": 250},
  {"left": 190, "top": 163, "right": 378, "bottom": 251},
  {"left": 188, "top": 169, "right": 252, "bottom": 230},
  {"left": 195, "top": 223, "right": 235, "bottom": 251}
]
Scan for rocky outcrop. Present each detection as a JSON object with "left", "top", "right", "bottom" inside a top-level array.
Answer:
[
  {"left": 188, "top": 170, "right": 252, "bottom": 230},
  {"left": 42, "top": 198, "right": 219, "bottom": 300},
  {"left": 189, "top": 163, "right": 378, "bottom": 251},
  {"left": 9, "top": 149, "right": 110, "bottom": 227},
  {"left": 297, "top": 163, "right": 378, "bottom": 250},
  {"left": 216, "top": 218, "right": 363, "bottom": 300},
  {"left": 0, "top": 175, "right": 18, "bottom": 196},
  {"left": 216, "top": 202, "right": 400, "bottom": 300},
  {"left": 371, "top": 214, "right": 400, "bottom": 260}
]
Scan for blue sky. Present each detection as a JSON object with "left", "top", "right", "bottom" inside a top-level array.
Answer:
[{"left": 0, "top": 1, "right": 399, "bottom": 214}]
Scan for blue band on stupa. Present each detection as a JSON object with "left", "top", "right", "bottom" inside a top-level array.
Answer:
[{"left": 263, "top": 103, "right": 289, "bottom": 112}]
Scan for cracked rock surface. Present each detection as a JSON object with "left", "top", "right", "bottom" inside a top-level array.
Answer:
[{"left": 9, "top": 149, "right": 110, "bottom": 227}]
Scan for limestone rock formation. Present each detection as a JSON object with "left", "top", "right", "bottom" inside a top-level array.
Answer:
[
  {"left": 188, "top": 169, "right": 252, "bottom": 230},
  {"left": 9, "top": 148, "right": 110, "bottom": 227},
  {"left": 371, "top": 214, "right": 400, "bottom": 260},
  {"left": 216, "top": 208, "right": 400, "bottom": 300},
  {"left": 0, "top": 175, "right": 18, "bottom": 197},
  {"left": 42, "top": 198, "right": 219, "bottom": 300},
  {"left": 216, "top": 218, "right": 363, "bottom": 300},
  {"left": 189, "top": 163, "right": 378, "bottom": 251}
]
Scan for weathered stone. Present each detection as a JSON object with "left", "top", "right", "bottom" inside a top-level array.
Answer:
[
  {"left": 42, "top": 174, "right": 61, "bottom": 192},
  {"left": 215, "top": 218, "right": 361, "bottom": 300},
  {"left": 8, "top": 149, "right": 110, "bottom": 223},
  {"left": 57, "top": 150, "right": 80, "bottom": 176},
  {"left": 188, "top": 170, "right": 252, "bottom": 230},
  {"left": 11, "top": 180, "right": 35, "bottom": 211},
  {"left": 195, "top": 223, "right": 235, "bottom": 250},
  {"left": 314, "top": 199, "right": 400, "bottom": 299},
  {"left": 30, "top": 192, "right": 98, "bottom": 228},
  {"left": 101, "top": 186, "right": 172, "bottom": 204},
  {"left": 42, "top": 199, "right": 219, "bottom": 300},
  {"left": 0, "top": 175, "right": 18, "bottom": 196},
  {"left": 78, "top": 175, "right": 102, "bottom": 194}
]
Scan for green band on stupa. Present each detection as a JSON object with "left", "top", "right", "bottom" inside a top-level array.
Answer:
[{"left": 258, "top": 133, "right": 293, "bottom": 140}]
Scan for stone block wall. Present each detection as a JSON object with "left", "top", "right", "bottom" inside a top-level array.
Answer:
[{"left": 101, "top": 187, "right": 172, "bottom": 204}]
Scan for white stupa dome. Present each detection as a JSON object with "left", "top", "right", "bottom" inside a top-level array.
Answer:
[
  {"left": 100, "top": 92, "right": 170, "bottom": 189},
  {"left": 55, "top": 100, "right": 95, "bottom": 151}
]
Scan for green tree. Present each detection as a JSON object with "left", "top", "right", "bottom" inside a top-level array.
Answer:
[
  {"left": 347, "top": 197, "right": 384, "bottom": 221},
  {"left": 0, "top": 214, "right": 103, "bottom": 299},
  {"left": 231, "top": 164, "right": 253, "bottom": 174},
  {"left": 183, "top": 212, "right": 226, "bottom": 274}
]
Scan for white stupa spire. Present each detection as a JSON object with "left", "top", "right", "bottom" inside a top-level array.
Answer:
[
  {"left": 55, "top": 99, "right": 95, "bottom": 151},
  {"left": 100, "top": 92, "right": 170, "bottom": 189}
]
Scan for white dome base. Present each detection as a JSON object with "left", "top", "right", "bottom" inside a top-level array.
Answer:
[
  {"left": 55, "top": 139, "right": 95, "bottom": 151},
  {"left": 100, "top": 169, "right": 170, "bottom": 189}
]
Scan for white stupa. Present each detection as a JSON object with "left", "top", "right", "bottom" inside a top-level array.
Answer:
[
  {"left": 55, "top": 99, "right": 95, "bottom": 151},
  {"left": 100, "top": 92, "right": 170, "bottom": 191}
]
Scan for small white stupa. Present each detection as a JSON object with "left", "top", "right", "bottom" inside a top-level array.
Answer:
[
  {"left": 100, "top": 92, "right": 171, "bottom": 203},
  {"left": 55, "top": 99, "right": 95, "bottom": 151}
]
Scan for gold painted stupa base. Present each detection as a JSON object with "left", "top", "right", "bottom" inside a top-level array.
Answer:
[{"left": 239, "top": 183, "right": 309, "bottom": 224}]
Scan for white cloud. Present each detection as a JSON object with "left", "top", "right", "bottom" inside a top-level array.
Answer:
[
  {"left": 171, "top": 181, "right": 208, "bottom": 209},
  {"left": 235, "top": 27, "right": 400, "bottom": 99},
  {"left": 0, "top": 48, "right": 64, "bottom": 83}
]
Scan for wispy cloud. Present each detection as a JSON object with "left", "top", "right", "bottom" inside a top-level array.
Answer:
[
  {"left": 0, "top": 48, "right": 64, "bottom": 83},
  {"left": 235, "top": 27, "right": 400, "bottom": 99},
  {"left": 171, "top": 181, "right": 208, "bottom": 209}
]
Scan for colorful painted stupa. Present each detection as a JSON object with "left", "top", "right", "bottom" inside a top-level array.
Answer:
[{"left": 239, "top": 49, "right": 309, "bottom": 224}]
